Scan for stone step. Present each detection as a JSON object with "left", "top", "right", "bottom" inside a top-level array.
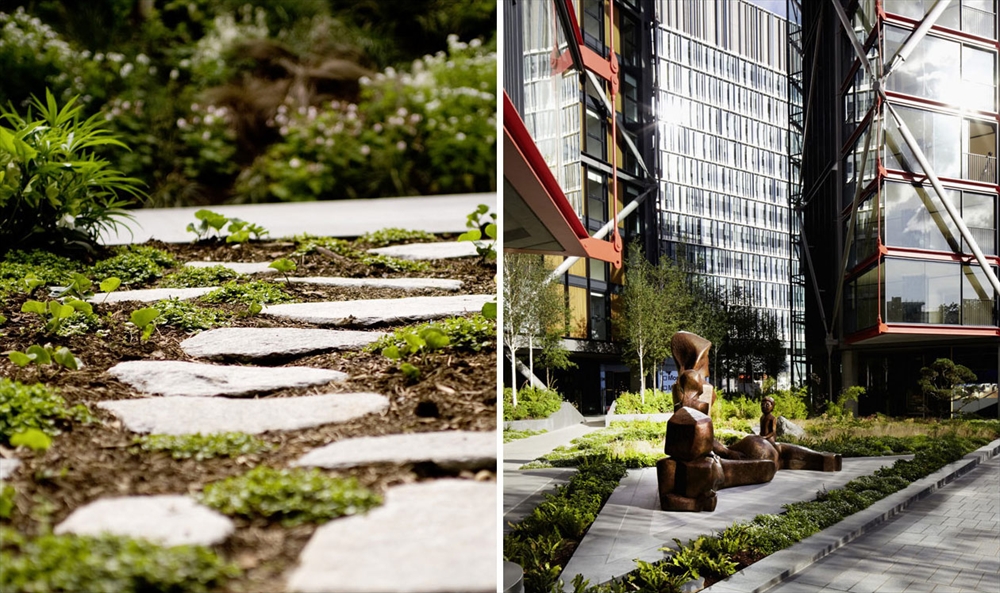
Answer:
[
  {"left": 294, "top": 431, "right": 497, "bottom": 471},
  {"left": 185, "top": 261, "right": 277, "bottom": 274},
  {"left": 281, "top": 276, "right": 463, "bottom": 291},
  {"left": 262, "top": 294, "right": 493, "bottom": 327},
  {"left": 367, "top": 242, "right": 479, "bottom": 261},
  {"left": 108, "top": 360, "right": 346, "bottom": 397},
  {"left": 98, "top": 392, "right": 389, "bottom": 435},
  {"left": 285, "top": 479, "right": 496, "bottom": 593},
  {"left": 0, "top": 458, "right": 21, "bottom": 481},
  {"left": 180, "top": 327, "right": 386, "bottom": 360},
  {"left": 55, "top": 495, "right": 234, "bottom": 547},
  {"left": 88, "top": 286, "right": 217, "bottom": 304}
]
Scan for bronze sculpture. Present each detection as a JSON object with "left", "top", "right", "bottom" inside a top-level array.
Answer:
[{"left": 656, "top": 332, "right": 841, "bottom": 512}]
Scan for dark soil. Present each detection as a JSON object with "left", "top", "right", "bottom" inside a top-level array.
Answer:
[{"left": 0, "top": 237, "right": 497, "bottom": 592}]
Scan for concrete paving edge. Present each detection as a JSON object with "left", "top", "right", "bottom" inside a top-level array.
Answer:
[{"left": 701, "top": 437, "right": 1000, "bottom": 593}]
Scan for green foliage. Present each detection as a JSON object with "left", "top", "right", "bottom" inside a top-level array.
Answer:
[
  {"left": 0, "top": 528, "right": 239, "bottom": 593},
  {"left": 919, "top": 359, "right": 979, "bottom": 418},
  {"left": 91, "top": 247, "right": 175, "bottom": 286},
  {"left": 457, "top": 204, "right": 497, "bottom": 261},
  {"left": 185, "top": 209, "right": 269, "bottom": 242},
  {"left": 613, "top": 390, "right": 673, "bottom": 414},
  {"left": 9, "top": 428, "right": 52, "bottom": 451},
  {"left": 98, "top": 276, "right": 121, "bottom": 293},
  {"left": 202, "top": 280, "right": 294, "bottom": 306},
  {"left": 503, "top": 429, "right": 547, "bottom": 443},
  {"left": 0, "top": 250, "right": 82, "bottom": 297},
  {"left": 135, "top": 432, "right": 273, "bottom": 461},
  {"left": 664, "top": 535, "right": 738, "bottom": 581},
  {"left": 782, "top": 434, "right": 926, "bottom": 457},
  {"left": 159, "top": 265, "right": 239, "bottom": 288},
  {"left": 293, "top": 234, "right": 430, "bottom": 272},
  {"left": 153, "top": 298, "right": 230, "bottom": 331},
  {"left": 268, "top": 257, "right": 296, "bottom": 275},
  {"left": 199, "top": 466, "right": 382, "bottom": 526},
  {"left": 528, "top": 421, "right": 664, "bottom": 469},
  {"left": 0, "top": 378, "right": 93, "bottom": 443},
  {"left": 0, "top": 89, "right": 143, "bottom": 250},
  {"left": 359, "top": 228, "right": 437, "bottom": 247},
  {"left": 9, "top": 343, "right": 82, "bottom": 371},
  {"left": 712, "top": 393, "right": 760, "bottom": 423},
  {"left": 503, "top": 387, "right": 563, "bottom": 421},
  {"left": 772, "top": 387, "right": 809, "bottom": 420},
  {"left": 129, "top": 307, "right": 160, "bottom": 341},
  {"left": 372, "top": 315, "right": 495, "bottom": 356},
  {"left": 0, "top": 485, "right": 14, "bottom": 519}
]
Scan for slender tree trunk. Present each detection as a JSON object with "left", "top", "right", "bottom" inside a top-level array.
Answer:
[
  {"left": 510, "top": 346, "right": 518, "bottom": 408},
  {"left": 528, "top": 335, "right": 534, "bottom": 385},
  {"left": 639, "top": 342, "right": 646, "bottom": 403}
]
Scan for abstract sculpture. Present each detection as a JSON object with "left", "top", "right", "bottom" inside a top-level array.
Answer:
[{"left": 656, "top": 331, "right": 841, "bottom": 512}]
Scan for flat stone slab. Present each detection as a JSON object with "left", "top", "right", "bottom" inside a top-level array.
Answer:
[
  {"left": 294, "top": 430, "right": 497, "bottom": 471},
  {"left": 88, "top": 286, "right": 217, "bottom": 303},
  {"left": 367, "top": 242, "right": 479, "bottom": 260},
  {"left": 283, "top": 276, "right": 463, "bottom": 291},
  {"left": 98, "top": 393, "right": 389, "bottom": 435},
  {"left": 107, "top": 360, "right": 346, "bottom": 397},
  {"left": 262, "top": 294, "right": 493, "bottom": 327},
  {"left": 185, "top": 261, "right": 276, "bottom": 274},
  {"left": 0, "top": 458, "right": 21, "bottom": 481},
  {"left": 181, "top": 328, "right": 386, "bottom": 360},
  {"left": 55, "top": 495, "right": 234, "bottom": 547},
  {"left": 286, "top": 479, "right": 496, "bottom": 593}
]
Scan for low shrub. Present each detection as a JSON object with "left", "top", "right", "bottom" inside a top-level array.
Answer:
[
  {"left": 201, "top": 280, "right": 294, "bottom": 306},
  {"left": 713, "top": 393, "right": 759, "bottom": 422},
  {"left": 0, "top": 249, "right": 82, "bottom": 297},
  {"left": 504, "top": 386, "right": 563, "bottom": 421},
  {"left": 504, "top": 429, "right": 546, "bottom": 443},
  {"left": 613, "top": 390, "right": 672, "bottom": 414},
  {"left": 134, "top": 432, "right": 273, "bottom": 461},
  {"left": 371, "top": 314, "right": 495, "bottom": 356},
  {"left": 159, "top": 265, "right": 239, "bottom": 288},
  {"left": 527, "top": 421, "right": 664, "bottom": 469},
  {"left": 771, "top": 388, "right": 808, "bottom": 420},
  {"left": 0, "top": 485, "right": 14, "bottom": 519},
  {"left": 154, "top": 298, "right": 230, "bottom": 332},
  {"left": 91, "top": 246, "right": 177, "bottom": 286},
  {"left": 359, "top": 227, "right": 437, "bottom": 247},
  {"left": 0, "top": 378, "right": 93, "bottom": 443}
]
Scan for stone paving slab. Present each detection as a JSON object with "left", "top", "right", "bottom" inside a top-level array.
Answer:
[
  {"left": 367, "top": 242, "right": 479, "bottom": 260},
  {"left": 262, "top": 294, "right": 493, "bottom": 326},
  {"left": 0, "top": 458, "right": 21, "bottom": 481},
  {"left": 98, "top": 393, "right": 389, "bottom": 435},
  {"left": 185, "top": 261, "right": 276, "bottom": 274},
  {"left": 285, "top": 479, "right": 496, "bottom": 593},
  {"left": 54, "top": 495, "right": 234, "bottom": 546},
  {"left": 294, "top": 430, "right": 497, "bottom": 471},
  {"left": 107, "top": 360, "right": 347, "bottom": 397},
  {"left": 88, "top": 286, "right": 216, "bottom": 303},
  {"left": 504, "top": 468, "right": 577, "bottom": 534},
  {"left": 282, "top": 276, "right": 463, "bottom": 291},
  {"left": 180, "top": 327, "right": 386, "bottom": 360}
]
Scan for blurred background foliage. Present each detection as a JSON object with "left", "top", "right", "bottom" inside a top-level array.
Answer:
[{"left": 0, "top": 0, "right": 496, "bottom": 207}]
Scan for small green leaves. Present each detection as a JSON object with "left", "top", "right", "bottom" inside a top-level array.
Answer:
[
  {"left": 21, "top": 300, "right": 46, "bottom": 315},
  {"left": 130, "top": 307, "right": 160, "bottom": 341},
  {"left": 246, "top": 302, "right": 263, "bottom": 316},
  {"left": 9, "top": 352, "right": 31, "bottom": 367},
  {"left": 52, "top": 347, "right": 79, "bottom": 370},
  {"left": 48, "top": 300, "right": 74, "bottom": 320},
  {"left": 0, "top": 313, "right": 6, "bottom": 325},
  {"left": 188, "top": 211, "right": 269, "bottom": 242},
  {"left": 66, "top": 299, "right": 93, "bottom": 315},
  {"left": 196, "top": 209, "right": 228, "bottom": 231},
  {"left": 22, "top": 272, "right": 45, "bottom": 293},
  {"left": 7, "top": 344, "right": 81, "bottom": 371},
  {"left": 268, "top": 258, "right": 296, "bottom": 274},
  {"left": 10, "top": 428, "right": 52, "bottom": 451},
  {"left": 135, "top": 433, "right": 273, "bottom": 461},
  {"left": 26, "top": 345, "right": 51, "bottom": 365},
  {"left": 400, "top": 362, "right": 421, "bottom": 381},
  {"left": 482, "top": 300, "right": 497, "bottom": 320},
  {"left": 457, "top": 203, "right": 497, "bottom": 262},
  {"left": 382, "top": 345, "right": 401, "bottom": 360},
  {"left": 99, "top": 277, "right": 121, "bottom": 293}
]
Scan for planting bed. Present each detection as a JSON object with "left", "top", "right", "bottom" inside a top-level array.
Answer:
[{"left": 0, "top": 231, "right": 497, "bottom": 592}]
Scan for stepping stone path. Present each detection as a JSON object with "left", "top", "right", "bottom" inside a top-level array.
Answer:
[
  {"left": 0, "top": 458, "right": 20, "bottom": 480},
  {"left": 88, "top": 286, "right": 216, "bottom": 303},
  {"left": 285, "top": 479, "right": 496, "bottom": 593},
  {"left": 99, "top": 393, "right": 389, "bottom": 435},
  {"left": 55, "top": 495, "right": 234, "bottom": 547},
  {"left": 108, "top": 360, "right": 346, "bottom": 397},
  {"left": 282, "top": 276, "right": 463, "bottom": 291},
  {"left": 367, "top": 241, "right": 479, "bottom": 260},
  {"left": 185, "top": 261, "right": 276, "bottom": 274},
  {"left": 262, "top": 294, "right": 493, "bottom": 326},
  {"left": 181, "top": 327, "right": 387, "bottom": 360},
  {"left": 294, "top": 430, "right": 497, "bottom": 471}
]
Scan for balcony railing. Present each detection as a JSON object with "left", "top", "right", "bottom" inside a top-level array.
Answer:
[
  {"left": 966, "top": 152, "right": 997, "bottom": 184},
  {"left": 963, "top": 6, "right": 997, "bottom": 39}
]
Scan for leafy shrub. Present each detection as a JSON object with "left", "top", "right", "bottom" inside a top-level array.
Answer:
[
  {"left": 504, "top": 386, "right": 563, "bottom": 421},
  {"left": 0, "top": 378, "right": 93, "bottom": 443},
  {"left": 201, "top": 280, "right": 293, "bottom": 306},
  {"left": 503, "top": 429, "right": 546, "bottom": 443},
  {"left": 771, "top": 388, "right": 808, "bottom": 420},
  {"left": 0, "top": 90, "right": 143, "bottom": 250},
  {"left": 359, "top": 227, "right": 437, "bottom": 247},
  {"left": 199, "top": 466, "right": 381, "bottom": 526},
  {"left": 713, "top": 393, "right": 759, "bottom": 423},
  {"left": 826, "top": 386, "right": 865, "bottom": 419},
  {"left": 0, "top": 527, "right": 239, "bottom": 593},
  {"left": 0, "top": 485, "right": 14, "bottom": 519},
  {"left": 0, "top": 249, "right": 81, "bottom": 296},
  {"left": 135, "top": 432, "right": 273, "bottom": 461},
  {"left": 153, "top": 298, "right": 229, "bottom": 332},
  {"left": 91, "top": 246, "right": 176, "bottom": 285},
  {"left": 529, "top": 421, "right": 664, "bottom": 469},
  {"left": 613, "top": 390, "right": 672, "bottom": 414},
  {"left": 371, "top": 314, "right": 495, "bottom": 355},
  {"left": 159, "top": 265, "right": 239, "bottom": 288}
]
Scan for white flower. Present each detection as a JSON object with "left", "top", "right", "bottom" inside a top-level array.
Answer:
[
  {"left": 373, "top": 123, "right": 383, "bottom": 133},
  {"left": 202, "top": 131, "right": 211, "bottom": 140},
  {"left": 170, "top": 69, "right": 179, "bottom": 80},
  {"left": 360, "top": 145, "right": 371, "bottom": 156},
  {"left": 456, "top": 132, "right": 466, "bottom": 141},
  {"left": 396, "top": 141, "right": 406, "bottom": 151},
  {"left": 177, "top": 118, "right": 188, "bottom": 129},
  {"left": 290, "top": 158, "right": 302, "bottom": 168}
]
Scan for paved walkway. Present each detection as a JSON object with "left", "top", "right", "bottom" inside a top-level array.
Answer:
[{"left": 767, "top": 456, "right": 1000, "bottom": 593}]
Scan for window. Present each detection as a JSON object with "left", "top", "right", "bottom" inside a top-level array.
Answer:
[
  {"left": 884, "top": 259, "right": 960, "bottom": 324},
  {"left": 590, "top": 292, "right": 609, "bottom": 340},
  {"left": 586, "top": 169, "right": 607, "bottom": 222},
  {"left": 885, "top": 106, "right": 961, "bottom": 179},
  {"left": 582, "top": 0, "right": 604, "bottom": 53}
]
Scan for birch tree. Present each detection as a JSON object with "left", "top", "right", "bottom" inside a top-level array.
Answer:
[{"left": 503, "top": 253, "right": 558, "bottom": 407}]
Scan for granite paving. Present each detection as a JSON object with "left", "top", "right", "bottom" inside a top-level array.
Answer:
[
  {"left": 88, "top": 286, "right": 216, "bottom": 303},
  {"left": 54, "top": 495, "right": 235, "bottom": 546},
  {"left": 285, "top": 479, "right": 496, "bottom": 593},
  {"left": 98, "top": 393, "right": 389, "bottom": 435},
  {"left": 367, "top": 241, "right": 480, "bottom": 260},
  {"left": 107, "top": 360, "right": 347, "bottom": 397},
  {"left": 0, "top": 458, "right": 21, "bottom": 481},
  {"left": 294, "top": 430, "right": 497, "bottom": 471},
  {"left": 261, "top": 294, "right": 493, "bottom": 326},
  {"left": 180, "top": 327, "right": 386, "bottom": 360},
  {"left": 281, "top": 276, "right": 463, "bottom": 291}
]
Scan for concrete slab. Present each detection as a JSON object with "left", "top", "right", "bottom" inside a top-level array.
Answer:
[
  {"left": 100, "top": 194, "right": 497, "bottom": 244},
  {"left": 282, "top": 276, "right": 463, "bottom": 291},
  {"left": 54, "top": 495, "right": 234, "bottom": 546},
  {"left": 0, "top": 458, "right": 21, "bottom": 481},
  {"left": 294, "top": 431, "right": 497, "bottom": 471},
  {"left": 107, "top": 360, "right": 346, "bottom": 397},
  {"left": 367, "top": 242, "right": 480, "bottom": 260},
  {"left": 88, "top": 286, "right": 216, "bottom": 303},
  {"left": 185, "top": 261, "right": 276, "bottom": 274},
  {"left": 285, "top": 479, "right": 496, "bottom": 593},
  {"left": 503, "top": 423, "right": 601, "bottom": 472},
  {"left": 97, "top": 392, "right": 389, "bottom": 435},
  {"left": 262, "top": 294, "right": 493, "bottom": 327},
  {"left": 504, "top": 468, "right": 576, "bottom": 533},
  {"left": 180, "top": 327, "right": 386, "bottom": 360}
]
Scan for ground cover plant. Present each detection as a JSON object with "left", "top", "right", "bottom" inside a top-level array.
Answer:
[
  {"left": 504, "top": 386, "right": 564, "bottom": 421},
  {"left": 134, "top": 432, "right": 273, "bottom": 461},
  {"left": 504, "top": 429, "right": 547, "bottom": 443}
]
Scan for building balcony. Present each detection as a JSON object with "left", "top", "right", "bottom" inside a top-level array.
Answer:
[{"left": 966, "top": 152, "right": 997, "bottom": 185}]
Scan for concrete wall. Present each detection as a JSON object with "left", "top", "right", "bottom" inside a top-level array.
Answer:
[{"left": 504, "top": 401, "right": 585, "bottom": 432}]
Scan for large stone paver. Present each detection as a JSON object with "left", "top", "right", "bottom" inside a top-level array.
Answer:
[
  {"left": 108, "top": 360, "right": 346, "bottom": 397},
  {"left": 185, "top": 261, "right": 276, "bottom": 274},
  {"left": 766, "top": 456, "right": 1000, "bottom": 593},
  {"left": 286, "top": 479, "right": 496, "bottom": 593},
  {"left": 294, "top": 431, "right": 497, "bottom": 471},
  {"left": 367, "top": 242, "right": 479, "bottom": 260},
  {"left": 283, "top": 276, "right": 463, "bottom": 291},
  {"left": 0, "top": 458, "right": 21, "bottom": 480},
  {"left": 180, "top": 328, "right": 386, "bottom": 360},
  {"left": 98, "top": 392, "right": 389, "bottom": 435},
  {"left": 55, "top": 495, "right": 234, "bottom": 546},
  {"left": 88, "top": 286, "right": 216, "bottom": 303},
  {"left": 262, "top": 294, "right": 493, "bottom": 327}
]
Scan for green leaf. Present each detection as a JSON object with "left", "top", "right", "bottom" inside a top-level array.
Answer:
[
  {"left": 52, "top": 347, "right": 79, "bottom": 369},
  {"left": 22, "top": 273, "right": 45, "bottom": 293},
  {"left": 481, "top": 301, "right": 497, "bottom": 320},
  {"left": 141, "top": 324, "right": 155, "bottom": 342},
  {"left": 400, "top": 362, "right": 421, "bottom": 381},
  {"left": 247, "top": 302, "right": 262, "bottom": 316},
  {"left": 268, "top": 258, "right": 296, "bottom": 273},
  {"left": 9, "top": 352, "right": 31, "bottom": 367},
  {"left": 10, "top": 429, "right": 52, "bottom": 451},
  {"left": 66, "top": 300, "right": 93, "bottom": 315},
  {"left": 457, "top": 230, "right": 482, "bottom": 242},
  {"left": 0, "top": 314, "right": 6, "bottom": 325},
  {"left": 49, "top": 302, "right": 75, "bottom": 319},
  {"left": 195, "top": 209, "right": 228, "bottom": 231},
  {"left": 226, "top": 230, "right": 250, "bottom": 243},
  {"left": 419, "top": 328, "right": 450, "bottom": 350},
  {"left": 382, "top": 345, "right": 401, "bottom": 360},
  {"left": 26, "top": 345, "right": 51, "bottom": 365},
  {"left": 484, "top": 223, "right": 497, "bottom": 240},
  {"left": 130, "top": 307, "right": 160, "bottom": 328},
  {"left": 21, "top": 300, "right": 47, "bottom": 315},
  {"left": 403, "top": 333, "right": 426, "bottom": 354},
  {"left": 99, "top": 277, "right": 121, "bottom": 293}
]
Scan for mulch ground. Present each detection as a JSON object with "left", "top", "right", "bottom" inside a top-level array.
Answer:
[{"left": 0, "top": 237, "right": 497, "bottom": 593}]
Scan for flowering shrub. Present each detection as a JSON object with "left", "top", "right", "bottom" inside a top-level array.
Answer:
[
  {"left": 234, "top": 35, "right": 496, "bottom": 202},
  {"left": 187, "top": 6, "right": 270, "bottom": 87}
]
